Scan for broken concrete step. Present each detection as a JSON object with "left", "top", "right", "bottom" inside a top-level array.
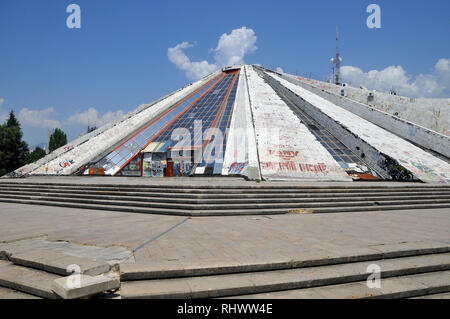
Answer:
[
  {"left": 52, "top": 274, "right": 120, "bottom": 299},
  {"left": 0, "top": 286, "right": 42, "bottom": 299},
  {"left": 9, "top": 248, "right": 111, "bottom": 276},
  {"left": 121, "top": 242, "right": 450, "bottom": 280},
  {"left": 225, "top": 271, "right": 450, "bottom": 299},
  {"left": 119, "top": 253, "right": 450, "bottom": 299},
  {"left": 0, "top": 260, "right": 60, "bottom": 299}
]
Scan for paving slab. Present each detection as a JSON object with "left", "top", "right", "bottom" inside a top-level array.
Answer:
[
  {"left": 0, "top": 260, "right": 59, "bottom": 299},
  {"left": 5, "top": 238, "right": 133, "bottom": 264},
  {"left": 0, "top": 286, "right": 42, "bottom": 299},
  {"left": 412, "top": 292, "right": 450, "bottom": 299},
  {"left": 52, "top": 274, "right": 120, "bottom": 299},
  {"left": 406, "top": 270, "right": 450, "bottom": 294},
  {"left": 121, "top": 278, "right": 192, "bottom": 299},
  {"left": 0, "top": 202, "right": 449, "bottom": 269}
]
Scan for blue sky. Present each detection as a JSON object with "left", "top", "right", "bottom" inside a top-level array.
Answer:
[{"left": 0, "top": 0, "right": 449, "bottom": 146}]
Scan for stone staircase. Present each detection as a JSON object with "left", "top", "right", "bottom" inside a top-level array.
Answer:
[
  {"left": 0, "top": 182, "right": 450, "bottom": 216},
  {"left": 0, "top": 244, "right": 119, "bottom": 299},
  {"left": 119, "top": 242, "right": 450, "bottom": 299},
  {"left": 1, "top": 241, "right": 449, "bottom": 299}
]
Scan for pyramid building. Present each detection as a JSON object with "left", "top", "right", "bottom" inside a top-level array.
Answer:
[{"left": 9, "top": 65, "right": 450, "bottom": 184}]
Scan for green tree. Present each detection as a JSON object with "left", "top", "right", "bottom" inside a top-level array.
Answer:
[
  {"left": 26, "top": 146, "right": 46, "bottom": 164},
  {"left": 48, "top": 128, "right": 67, "bottom": 152},
  {"left": 6, "top": 110, "right": 20, "bottom": 127},
  {"left": 0, "top": 111, "right": 29, "bottom": 176}
]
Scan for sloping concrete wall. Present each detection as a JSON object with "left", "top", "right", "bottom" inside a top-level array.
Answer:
[
  {"left": 222, "top": 67, "right": 261, "bottom": 180},
  {"left": 27, "top": 71, "right": 221, "bottom": 176},
  {"left": 269, "top": 72, "right": 450, "bottom": 184},
  {"left": 246, "top": 66, "right": 351, "bottom": 182},
  {"left": 294, "top": 76, "right": 450, "bottom": 137},
  {"left": 8, "top": 82, "right": 194, "bottom": 178},
  {"left": 281, "top": 73, "right": 450, "bottom": 158}
]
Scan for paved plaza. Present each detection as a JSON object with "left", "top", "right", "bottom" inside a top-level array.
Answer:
[{"left": 1, "top": 201, "right": 449, "bottom": 265}]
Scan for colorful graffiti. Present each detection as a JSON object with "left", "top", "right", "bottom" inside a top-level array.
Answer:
[{"left": 228, "top": 162, "right": 248, "bottom": 175}]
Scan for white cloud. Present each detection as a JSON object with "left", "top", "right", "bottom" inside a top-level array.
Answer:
[
  {"left": 341, "top": 58, "right": 450, "bottom": 98},
  {"left": 66, "top": 107, "right": 124, "bottom": 127},
  {"left": 168, "top": 27, "right": 258, "bottom": 80},
  {"left": 213, "top": 27, "right": 258, "bottom": 66},
  {"left": 168, "top": 42, "right": 217, "bottom": 81},
  {"left": 18, "top": 107, "right": 61, "bottom": 129}
]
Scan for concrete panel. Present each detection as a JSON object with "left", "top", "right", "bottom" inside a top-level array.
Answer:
[
  {"left": 222, "top": 66, "right": 261, "bottom": 180},
  {"left": 269, "top": 72, "right": 450, "bottom": 184},
  {"left": 246, "top": 66, "right": 351, "bottom": 181},
  {"left": 7, "top": 76, "right": 205, "bottom": 178},
  {"left": 27, "top": 71, "right": 221, "bottom": 176},
  {"left": 293, "top": 75, "right": 450, "bottom": 137},
  {"left": 281, "top": 73, "right": 450, "bottom": 158}
]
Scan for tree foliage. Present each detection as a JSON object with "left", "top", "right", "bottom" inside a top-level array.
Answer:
[
  {"left": 27, "top": 146, "right": 46, "bottom": 164},
  {"left": 0, "top": 111, "right": 29, "bottom": 176},
  {"left": 48, "top": 128, "right": 67, "bottom": 152}
]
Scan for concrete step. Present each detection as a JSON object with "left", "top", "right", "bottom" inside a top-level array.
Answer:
[
  {"left": 7, "top": 248, "right": 111, "bottom": 276},
  {"left": 2, "top": 181, "right": 449, "bottom": 189},
  {"left": 225, "top": 271, "right": 450, "bottom": 299},
  {"left": 0, "top": 286, "right": 42, "bottom": 299},
  {"left": 1, "top": 183, "right": 449, "bottom": 194},
  {"left": 119, "top": 253, "right": 450, "bottom": 298},
  {"left": 1, "top": 197, "right": 450, "bottom": 216},
  {"left": 1, "top": 189, "right": 450, "bottom": 204},
  {"left": 0, "top": 260, "right": 60, "bottom": 299},
  {"left": 121, "top": 242, "right": 450, "bottom": 280},
  {"left": 0, "top": 198, "right": 194, "bottom": 216},
  {"left": 290, "top": 203, "right": 450, "bottom": 214},
  {"left": 2, "top": 188, "right": 450, "bottom": 203},
  {"left": 1, "top": 193, "right": 449, "bottom": 212},
  {"left": 411, "top": 292, "right": 450, "bottom": 299}
]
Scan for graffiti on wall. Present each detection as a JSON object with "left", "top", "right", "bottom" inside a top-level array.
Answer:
[
  {"left": 64, "top": 145, "right": 74, "bottom": 152},
  {"left": 228, "top": 162, "right": 248, "bottom": 175},
  {"left": 261, "top": 161, "right": 328, "bottom": 173}
]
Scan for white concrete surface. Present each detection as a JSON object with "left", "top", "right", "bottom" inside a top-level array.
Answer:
[
  {"left": 27, "top": 71, "right": 221, "bottom": 176},
  {"left": 282, "top": 73, "right": 450, "bottom": 158},
  {"left": 269, "top": 73, "right": 450, "bottom": 184},
  {"left": 246, "top": 66, "right": 351, "bottom": 181},
  {"left": 294, "top": 76, "right": 450, "bottom": 137},
  {"left": 222, "top": 66, "right": 261, "bottom": 180}
]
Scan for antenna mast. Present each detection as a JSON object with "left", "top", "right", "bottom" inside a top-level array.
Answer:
[{"left": 331, "top": 26, "right": 343, "bottom": 85}]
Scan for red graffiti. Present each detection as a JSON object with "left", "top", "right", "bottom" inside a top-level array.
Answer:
[
  {"left": 59, "top": 160, "right": 75, "bottom": 168},
  {"left": 261, "top": 162, "right": 327, "bottom": 173},
  {"left": 268, "top": 150, "right": 299, "bottom": 159}
]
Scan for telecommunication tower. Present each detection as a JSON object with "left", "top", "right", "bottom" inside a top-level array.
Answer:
[{"left": 330, "top": 26, "right": 342, "bottom": 85}]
